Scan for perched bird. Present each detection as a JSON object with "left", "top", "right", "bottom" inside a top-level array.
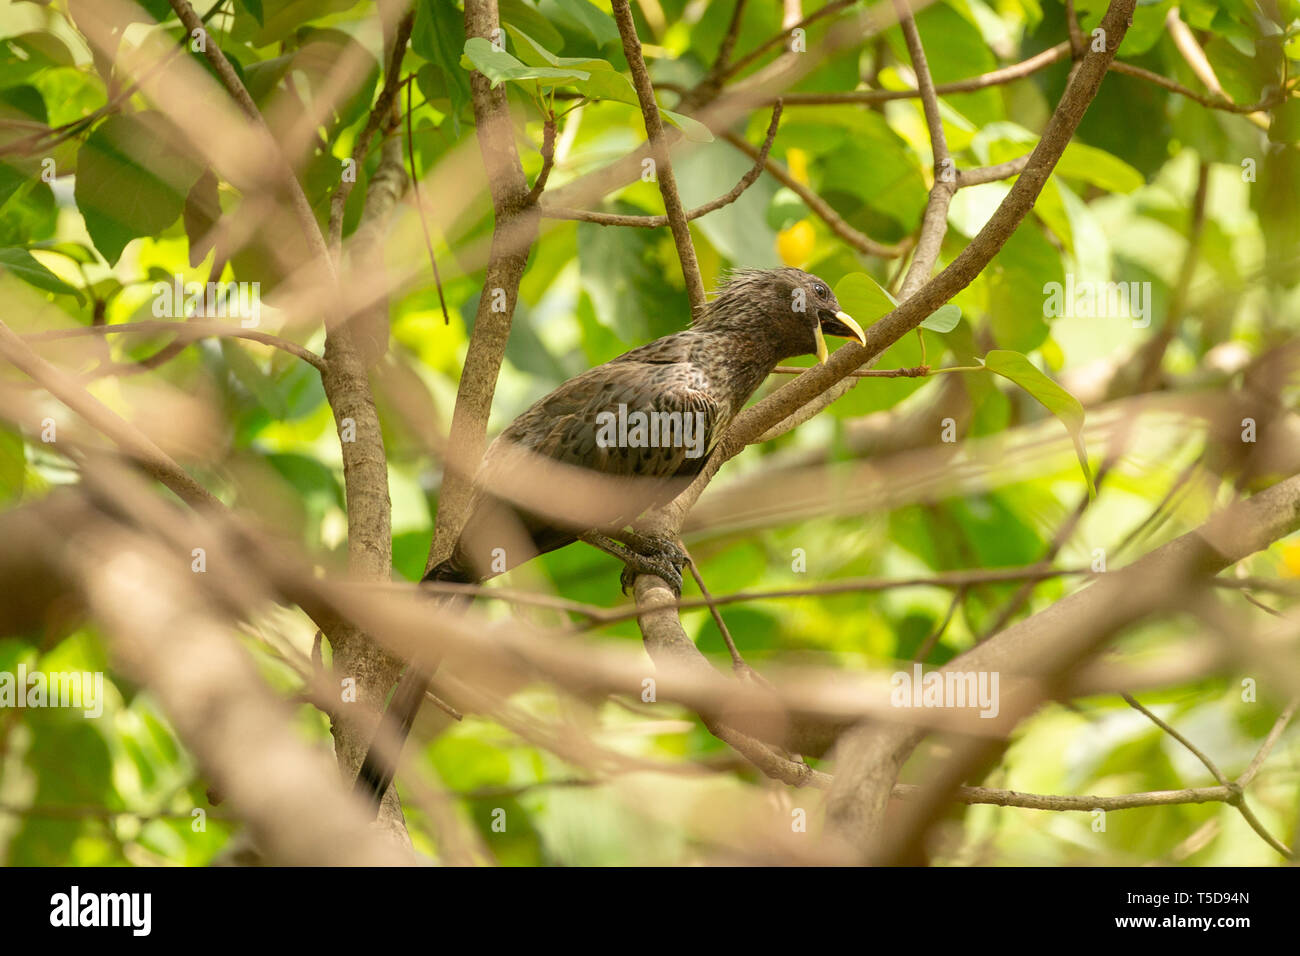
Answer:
[{"left": 355, "top": 267, "right": 864, "bottom": 807}]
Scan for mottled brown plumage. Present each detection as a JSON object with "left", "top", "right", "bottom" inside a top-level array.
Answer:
[
  {"left": 436, "top": 267, "right": 863, "bottom": 586},
  {"left": 355, "top": 267, "right": 863, "bottom": 807}
]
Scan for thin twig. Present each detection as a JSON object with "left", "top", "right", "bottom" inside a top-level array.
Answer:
[
  {"left": 1122, "top": 692, "right": 1230, "bottom": 787},
  {"left": 894, "top": 0, "right": 954, "bottom": 300},
  {"left": 611, "top": 0, "right": 707, "bottom": 319},
  {"left": 545, "top": 101, "right": 783, "bottom": 227},
  {"left": 1237, "top": 698, "right": 1299, "bottom": 788},
  {"left": 683, "top": 545, "right": 748, "bottom": 675},
  {"left": 1109, "top": 60, "right": 1283, "bottom": 114},
  {"left": 756, "top": 41, "right": 1072, "bottom": 105},
  {"left": 718, "top": 0, "right": 856, "bottom": 81},
  {"left": 328, "top": 8, "right": 416, "bottom": 254},
  {"left": 957, "top": 153, "right": 1031, "bottom": 187},
  {"left": 710, "top": 0, "right": 749, "bottom": 78},
  {"left": 405, "top": 73, "right": 451, "bottom": 324},
  {"left": 25, "top": 321, "right": 327, "bottom": 373},
  {"left": 773, "top": 364, "right": 931, "bottom": 377},
  {"left": 721, "top": 129, "right": 908, "bottom": 258},
  {"left": 1165, "top": 6, "right": 1227, "bottom": 100}
]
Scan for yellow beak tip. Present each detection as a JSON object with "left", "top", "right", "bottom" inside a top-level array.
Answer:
[{"left": 836, "top": 311, "right": 867, "bottom": 347}]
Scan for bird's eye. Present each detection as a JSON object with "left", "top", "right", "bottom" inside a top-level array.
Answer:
[{"left": 813, "top": 283, "right": 828, "bottom": 298}]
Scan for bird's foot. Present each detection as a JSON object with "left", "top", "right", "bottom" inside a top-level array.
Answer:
[
  {"left": 579, "top": 531, "right": 687, "bottom": 596},
  {"left": 617, "top": 536, "right": 687, "bottom": 596}
]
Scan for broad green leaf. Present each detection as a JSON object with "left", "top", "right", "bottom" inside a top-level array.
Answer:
[
  {"left": 506, "top": 28, "right": 713, "bottom": 141},
  {"left": 219, "top": 340, "right": 289, "bottom": 420},
  {"left": 0, "top": 424, "right": 24, "bottom": 503},
  {"left": 183, "top": 169, "right": 221, "bottom": 268},
  {"left": 677, "top": 146, "right": 778, "bottom": 265},
  {"left": 508, "top": 26, "right": 609, "bottom": 70},
  {"left": 983, "top": 349, "right": 1094, "bottom": 496},
  {"left": 500, "top": 0, "right": 566, "bottom": 50},
  {"left": 1056, "top": 142, "right": 1145, "bottom": 193},
  {"left": 414, "top": 0, "right": 471, "bottom": 123},
  {"left": 461, "top": 38, "right": 592, "bottom": 87},
  {"left": 920, "top": 304, "right": 961, "bottom": 332},
  {"left": 0, "top": 247, "right": 82, "bottom": 302},
  {"left": 0, "top": 33, "right": 74, "bottom": 86},
  {"left": 1268, "top": 99, "right": 1300, "bottom": 144},
  {"left": 766, "top": 187, "right": 810, "bottom": 231},
  {"left": 835, "top": 272, "right": 961, "bottom": 333},
  {"left": 834, "top": 272, "right": 897, "bottom": 323},
  {"left": 817, "top": 109, "right": 927, "bottom": 227},
  {"left": 74, "top": 113, "right": 203, "bottom": 265},
  {"left": 662, "top": 108, "right": 713, "bottom": 143},
  {"left": 986, "top": 224, "right": 1060, "bottom": 352},
  {"left": 544, "top": 0, "right": 620, "bottom": 47},
  {"left": 577, "top": 205, "right": 690, "bottom": 343},
  {"left": 0, "top": 163, "right": 28, "bottom": 212},
  {"left": 236, "top": 0, "right": 263, "bottom": 23}
]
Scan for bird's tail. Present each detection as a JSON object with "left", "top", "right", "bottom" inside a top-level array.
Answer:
[{"left": 353, "top": 558, "right": 471, "bottom": 811}]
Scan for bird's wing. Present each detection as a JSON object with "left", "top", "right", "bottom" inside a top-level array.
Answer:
[{"left": 493, "top": 355, "right": 724, "bottom": 482}]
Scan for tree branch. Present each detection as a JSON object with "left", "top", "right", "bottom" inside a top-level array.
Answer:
[
  {"left": 25, "top": 321, "right": 327, "bottom": 374},
  {"left": 721, "top": 128, "right": 908, "bottom": 258},
  {"left": 544, "top": 102, "right": 783, "bottom": 227},
  {"left": 429, "top": 0, "right": 540, "bottom": 569},
  {"left": 829, "top": 467, "right": 1300, "bottom": 859},
  {"left": 611, "top": 0, "right": 707, "bottom": 319}
]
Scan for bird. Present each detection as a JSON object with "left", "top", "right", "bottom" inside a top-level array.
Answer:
[{"left": 354, "top": 267, "right": 864, "bottom": 809}]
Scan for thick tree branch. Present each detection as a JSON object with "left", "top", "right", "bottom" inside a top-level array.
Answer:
[
  {"left": 828, "top": 468, "right": 1300, "bottom": 858},
  {"left": 429, "top": 0, "right": 540, "bottom": 569}
]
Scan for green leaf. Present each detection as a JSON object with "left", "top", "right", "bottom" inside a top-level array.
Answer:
[
  {"left": 662, "top": 108, "right": 713, "bottom": 143},
  {"left": 835, "top": 272, "right": 960, "bottom": 333},
  {"left": 0, "top": 424, "right": 25, "bottom": 503},
  {"left": 0, "top": 33, "right": 75, "bottom": 86},
  {"left": 1055, "top": 142, "right": 1145, "bottom": 193},
  {"left": 183, "top": 168, "right": 221, "bottom": 268},
  {"left": 986, "top": 223, "right": 1060, "bottom": 352},
  {"left": 461, "top": 37, "right": 591, "bottom": 87},
  {"left": 835, "top": 272, "right": 897, "bottom": 322},
  {"left": 504, "top": 28, "right": 713, "bottom": 141},
  {"left": 74, "top": 113, "right": 203, "bottom": 265},
  {"left": 1268, "top": 98, "right": 1300, "bottom": 144},
  {"left": 0, "top": 162, "right": 29, "bottom": 212},
  {"left": 577, "top": 204, "right": 690, "bottom": 343},
  {"left": 507, "top": 26, "right": 607, "bottom": 69},
  {"left": 0, "top": 247, "right": 82, "bottom": 302},
  {"left": 414, "top": 0, "right": 471, "bottom": 124},
  {"left": 500, "top": 0, "right": 566, "bottom": 51},
  {"left": 219, "top": 339, "right": 289, "bottom": 420},
  {"left": 766, "top": 187, "right": 810, "bottom": 231},
  {"left": 920, "top": 304, "right": 961, "bottom": 332},
  {"left": 544, "top": 0, "right": 620, "bottom": 47},
  {"left": 236, "top": 0, "right": 263, "bottom": 24},
  {"left": 983, "top": 350, "right": 1094, "bottom": 496}
]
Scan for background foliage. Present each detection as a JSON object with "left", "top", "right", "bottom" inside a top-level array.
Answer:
[{"left": 1, "top": 0, "right": 1299, "bottom": 865}]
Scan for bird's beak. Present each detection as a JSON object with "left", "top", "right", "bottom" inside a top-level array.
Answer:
[{"left": 814, "top": 310, "right": 866, "bottom": 363}]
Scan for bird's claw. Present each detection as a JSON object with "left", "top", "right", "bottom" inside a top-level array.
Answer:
[{"left": 618, "top": 537, "right": 687, "bottom": 596}]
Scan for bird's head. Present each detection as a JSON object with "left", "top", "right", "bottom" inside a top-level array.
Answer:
[{"left": 696, "top": 268, "right": 866, "bottom": 363}]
